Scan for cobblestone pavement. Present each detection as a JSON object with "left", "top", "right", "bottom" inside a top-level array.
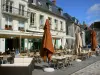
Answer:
[
  {"left": 71, "top": 61, "right": 100, "bottom": 75},
  {"left": 32, "top": 56, "right": 100, "bottom": 75}
]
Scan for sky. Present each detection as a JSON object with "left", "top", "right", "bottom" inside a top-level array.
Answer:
[{"left": 55, "top": 0, "right": 100, "bottom": 25}]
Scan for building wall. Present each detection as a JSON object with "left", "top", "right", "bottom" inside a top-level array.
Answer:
[
  {"left": 28, "top": 8, "right": 66, "bottom": 48},
  {"left": 0, "top": 0, "right": 67, "bottom": 51},
  {"left": 0, "top": 0, "right": 29, "bottom": 52},
  {"left": 82, "top": 31, "right": 86, "bottom": 46},
  {"left": 0, "top": 0, "right": 2, "bottom": 29},
  {"left": 28, "top": 8, "right": 66, "bottom": 34},
  {"left": 0, "top": 38, "right": 5, "bottom": 53},
  {"left": 94, "top": 28, "right": 100, "bottom": 45},
  {"left": 1, "top": 0, "right": 28, "bottom": 30},
  {"left": 66, "top": 23, "right": 75, "bottom": 49}
]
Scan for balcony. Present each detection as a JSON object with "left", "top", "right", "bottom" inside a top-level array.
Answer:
[
  {"left": 2, "top": 4, "right": 29, "bottom": 19},
  {"left": 5, "top": 25, "right": 12, "bottom": 30}
]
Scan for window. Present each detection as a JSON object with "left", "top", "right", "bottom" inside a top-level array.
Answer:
[
  {"left": 19, "top": 4, "right": 24, "bottom": 16},
  {"left": 58, "top": 8, "right": 63, "bottom": 15},
  {"left": 38, "top": 1, "right": 42, "bottom": 6},
  {"left": 48, "top": 17, "right": 52, "bottom": 25},
  {"left": 39, "top": 15, "right": 44, "bottom": 29},
  {"left": 39, "top": 15, "right": 44, "bottom": 26},
  {"left": 31, "top": 0, "right": 36, "bottom": 5},
  {"left": 30, "top": 13, "right": 36, "bottom": 26},
  {"left": 54, "top": 19, "right": 58, "bottom": 30},
  {"left": 48, "top": 17, "right": 52, "bottom": 29},
  {"left": 5, "top": 17, "right": 12, "bottom": 30},
  {"left": 46, "top": 3, "right": 52, "bottom": 11},
  {"left": 49, "top": 5, "right": 52, "bottom": 11},
  {"left": 5, "top": 0, "right": 13, "bottom": 13},
  {"left": 60, "top": 10, "right": 63, "bottom": 15},
  {"left": 60, "top": 21, "right": 63, "bottom": 31},
  {"left": 19, "top": 21, "right": 25, "bottom": 31}
]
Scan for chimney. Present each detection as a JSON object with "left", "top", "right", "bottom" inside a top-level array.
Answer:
[{"left": 52, "top": 0, "right": 56, "bottom": 5}]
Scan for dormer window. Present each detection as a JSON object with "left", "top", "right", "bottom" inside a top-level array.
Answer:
[
  {"left": 49, "top": 5, "right": 52, "bottom": 11},
  {"left": 31, "top": 0, "right": 36, "bottom": 5},
  {"left": 38, "top": 1, "right": 42, "bottom": 6},
  {"left": 58, "top": 8, "right": 63, "bottom": 15},
  {"left": 46, "top": 3, "right": 52, "bottom": 11}
]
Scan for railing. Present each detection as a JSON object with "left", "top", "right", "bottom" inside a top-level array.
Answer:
[
  {"left": 2, "top": 4, "right": 29, "bottom": 18},
  {"left": 5, "top": 25, "right": 12, "bottom": 30}
]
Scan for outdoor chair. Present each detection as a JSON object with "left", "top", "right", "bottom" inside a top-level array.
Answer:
[
  {"left": 2, "top": 56, "right": 8, "bottom": 64},
  {"left": 56, "top": 59, "right": 65, "bottom": 69},
  {"left": 51, "top": 59, "right": 57, "bottom": 69},
  {"left": 64, "top": 58, "right": 69, "bottom": 67},
  {"left": 78, "top": 53, "right": 88, "bottom": 60},
  {"left": 34, "top": 53, "right": 41, "bottom": 63}
]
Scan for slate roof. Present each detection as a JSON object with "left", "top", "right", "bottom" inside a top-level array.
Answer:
[{"left": 28, "top": 0, "right": 65, "bottom": 19}]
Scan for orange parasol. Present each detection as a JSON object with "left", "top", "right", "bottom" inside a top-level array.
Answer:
[
  {"left": 91, "top": 30, "right": 97, "bottom": 51},
  {"left": 40, "top": 19, "right": 54, "bottom": 62}
]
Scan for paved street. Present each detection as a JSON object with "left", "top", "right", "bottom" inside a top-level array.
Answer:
[
  {"left": 71, "top": 60, "right": 100, "bottom": 75},
  {"left": 32, "top": 55, "right": 100, "bottom": 75}
]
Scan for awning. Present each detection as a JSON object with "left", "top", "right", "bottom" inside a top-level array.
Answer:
[
  {"left": 62, "top": 35, "right": 75, "bottom": 40},
  {"left": 0, "top": 30, "right": 43, "bottom": 38},
  {"left": 0, "top": 30, "right": 63, "bottom": 39}
]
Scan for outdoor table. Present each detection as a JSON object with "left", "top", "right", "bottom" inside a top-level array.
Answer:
[
  {"left": 52, "top": 56, "right": 66, "bottom": 60},
  {"left": 65, "top": 49, "right": 72, "bottom": 54},
  {"left": 52, "top": 56, "right": 66, "bottom": 69},
  {"left": 20, "top": 56, "right": 28, "bottom": 58},
  {"left": 79, "top": 51, "right": 89, "bottom": 60},
  {"left": 64, "top": 55, "right": 73, "bottom": 65}
]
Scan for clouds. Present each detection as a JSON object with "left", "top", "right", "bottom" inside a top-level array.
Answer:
[
  {"left": 87, "top": 4, "right": 100, "bottom": 25},
  {"left": 88, "top": 19, "right": 100, "bottom": 25},
  {"left": 87, "top": 4, "right": 100, "bottom": 15}
]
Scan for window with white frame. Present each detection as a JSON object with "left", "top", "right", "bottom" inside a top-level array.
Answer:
[
  {"left": 60, "top": 21, "right": 63, "bottom": 30},
  {"left": 39, "top": 15, "right": 44, "bottom": 26},
  {"left": 19, "top": 4, "right": 25, "bottom": 16},
  {"left": 5, "top": 16, "right": 12, "bottom": 30},
  {"left": 54, "top": 19, "right": 58, "bottom": 30},
  {"left": 5, "top": 0, "right": 13, "bottom": 13},
  {"left": 48, "top": 17, "right": 52, "bottom": 29},
  {"left": 30, "top": 13, "right": 36, "bottom": 26},
  {"left": 18, "top": 21, "right": 25, "bottom": 31},
  {"left": 48, "top": 17, "right": 52, "bottom": 25}
]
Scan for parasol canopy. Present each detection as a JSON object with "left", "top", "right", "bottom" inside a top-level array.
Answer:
[
  {"left": 91, "top": 30, "right": 97, "bottom": 51},
  {"left": 40, "top": 19, "right": 54, "bottom": 62}
]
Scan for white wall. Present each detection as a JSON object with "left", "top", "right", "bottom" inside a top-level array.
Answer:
[
  {"left": 82, "top": 31, "right": 86, "bottom": 46},
  {"left": 0, "top": 0, "right": 1, "bottom": 29},
  {"left": 28, "top": 8, "right": 66, "bottom": 48},
  {"left": 28, "top": 8, "right": 66, "bottom": 36},
  {"left": 67, "top": 23, "right": 75, "bottom": 48},
  {"left": 0, "top": 38, "right": 5, "bottom": 53}
]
